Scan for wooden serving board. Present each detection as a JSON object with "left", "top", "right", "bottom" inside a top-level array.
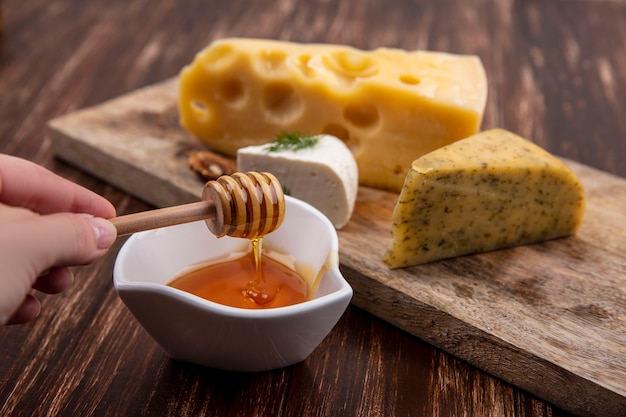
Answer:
[{"left": 48, "top": 78, "right": 625, "bottom": 417}]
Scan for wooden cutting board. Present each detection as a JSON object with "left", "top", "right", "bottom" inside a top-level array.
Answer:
[{"left": 48, "top": 78, "right": 625, "bottom": 417}]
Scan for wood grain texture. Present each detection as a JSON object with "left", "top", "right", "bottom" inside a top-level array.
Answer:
[
  {"left": 47, "top": 78, "right": 626, "bottom": 417},
  {"left": 2, "top": 0, "right": 626, "bottom": 416}
]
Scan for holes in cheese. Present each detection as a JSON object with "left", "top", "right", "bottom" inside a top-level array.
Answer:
[
  {"left": 202, "top": 43, "right": 237, "bottom": 71},
  {"left": 383, "top": 129, "right": 586, "bottom": 268},
  {"left": 256, "top": 49, "right": 288, "bottom": 75},
  {"left": 322, "top": 50, "right": 379, "bottom": 78},
  {"left": 190, "top": 100, "right": 211, "bottom": 122},
  {"left": 178, "top": 38, "right": 487, "bottom": 192},
  {"left": 261, "top": 81, "right": 303, "bottom": 123},
  {"left": 292, "top": 54, "right": 316, "bottom": 78},
  {"left": 399, "top": 74, "right": 421, "bottom": 85},
  {"left": 343, "top": 102, "right": 380, "bottom": 129},
  {"left": 218, "top": 78, "right": 245, "bottom": 106}
]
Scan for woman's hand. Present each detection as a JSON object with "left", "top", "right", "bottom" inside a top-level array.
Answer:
[{"left": 0, "top": 155, "right": 117, "bottom": 325}]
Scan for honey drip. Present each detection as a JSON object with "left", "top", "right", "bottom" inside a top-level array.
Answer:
[{"left": 243, "top": 237, "right": 276, "bottom": 305}]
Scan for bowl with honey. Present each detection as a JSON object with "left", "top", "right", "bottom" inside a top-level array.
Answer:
[{"left": 113, "top": 196, "right": 353, "bottom": 372}]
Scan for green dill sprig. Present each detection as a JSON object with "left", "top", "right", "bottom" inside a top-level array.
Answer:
[{"left": 266, "top": 131, "right": 319, "bottom": 153}]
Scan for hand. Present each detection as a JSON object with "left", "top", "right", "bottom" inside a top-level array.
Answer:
[{"left": 0, "top": 155, "right": 117, "bottom": 325}]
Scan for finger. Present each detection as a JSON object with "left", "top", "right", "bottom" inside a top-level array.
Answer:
[
  {"left": 18, "top": 212, "right": 118, "bottom": 268},
  {"left": 5, "top": 294, "right": 41, "bottom": 325},
  {"left": 0, "top": 154, "right": 116, "bottom": 218},
  {"left": 32, "top": 267, "right": 74, "bottom": 294}
]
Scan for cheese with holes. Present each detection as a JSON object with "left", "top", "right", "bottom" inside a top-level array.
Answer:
[
  {"left": 383, "top": 129, "right": 586, "bottom": 268},
  {"left": 178, "top": 38, "right": 487, "bottom": 192},
  {"left": 237, "top": 134, "right": 358, "bottom": 229}
]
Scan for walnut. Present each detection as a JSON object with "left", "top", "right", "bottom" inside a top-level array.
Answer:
[{"left": 187, "top": 150, "right": 237, "bottom": 181}]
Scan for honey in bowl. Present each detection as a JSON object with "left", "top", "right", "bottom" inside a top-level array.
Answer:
[{"left": 167, "top": 239, "right": 310, "bottom": 309}]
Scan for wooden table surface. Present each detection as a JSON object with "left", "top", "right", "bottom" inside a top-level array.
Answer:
[{"left": 1, "top": 1, "right": 624, "bottom": 416}]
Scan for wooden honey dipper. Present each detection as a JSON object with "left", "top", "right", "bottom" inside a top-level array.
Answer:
[{"left": 110, "top": 172, "right": 285, "bottom": 239}]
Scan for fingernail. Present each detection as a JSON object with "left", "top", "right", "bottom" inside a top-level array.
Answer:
[{"left": 86, "top": 217, "right": 117, "bottom": 250}]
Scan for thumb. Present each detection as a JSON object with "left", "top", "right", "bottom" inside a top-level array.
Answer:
[{"left": 24, "top": 212, "right": 118, "bottom": 268}]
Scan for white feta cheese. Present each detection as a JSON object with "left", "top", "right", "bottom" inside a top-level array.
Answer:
[{"left": 237, "top": 134, "right": 358, "bottom": 229}]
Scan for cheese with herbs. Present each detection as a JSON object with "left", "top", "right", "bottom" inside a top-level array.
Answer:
[
  {"left": 237, "top": 134, "right": 358, "bottom": 229},
  {"left": 178, "top": 38, "right": 487, "bottom": 192},
  {"left": 383, "top": 129, "right": 586, "bottom": 268}
]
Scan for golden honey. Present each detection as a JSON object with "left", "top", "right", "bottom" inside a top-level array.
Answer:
[{"left": 167, "top": 243, "right": 308, "bottom": 309}]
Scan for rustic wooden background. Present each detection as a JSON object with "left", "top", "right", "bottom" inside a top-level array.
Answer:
[{"left": 1, "top": 0, "right": 625, "bottom": 416}]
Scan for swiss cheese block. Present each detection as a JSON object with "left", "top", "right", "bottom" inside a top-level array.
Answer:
[
  {"left": 237, "top": 134, "right": 358, "bottom": 229},
  {"left": 178, "top": 38, "right": 487, "bottom": 192},
  {"left": 383, "top": 129, "right": 586, "bottom": 268}
]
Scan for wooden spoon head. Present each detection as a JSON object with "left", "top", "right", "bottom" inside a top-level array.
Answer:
[{"left": 202, "top": 172, "right": 285, "bottom": 239}]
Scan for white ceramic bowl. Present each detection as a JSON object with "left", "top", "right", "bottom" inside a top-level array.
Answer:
[{"left": 113, "top": 196, "right": 353, "bottom": 372}]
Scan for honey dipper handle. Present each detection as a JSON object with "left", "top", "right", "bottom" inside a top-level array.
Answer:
[{"left": 110, "top": 201, "right": 217, "bottom": 236}]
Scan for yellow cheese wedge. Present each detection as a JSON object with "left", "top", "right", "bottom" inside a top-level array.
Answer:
[
  {"left": 383, "top": 129, "right": 585, "bottom": 268},
  {"left": 178, "top": 38, "right": 487, "bottom": 192}
]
